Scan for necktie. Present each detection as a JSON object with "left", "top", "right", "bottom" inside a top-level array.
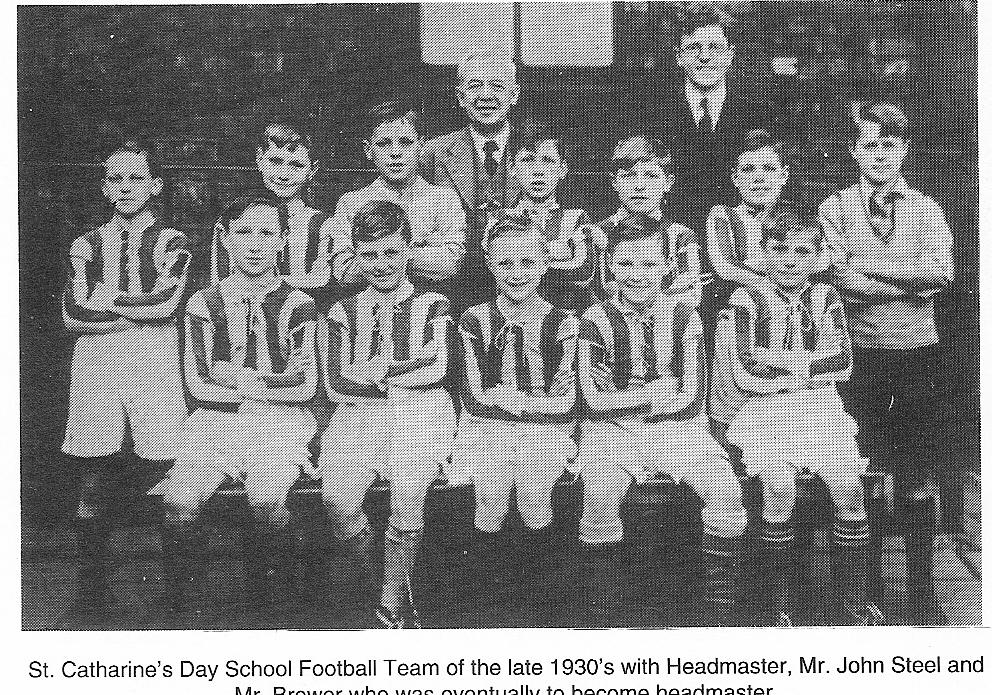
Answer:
[
  {"left": 643, "top": 319, "right": 658, "bottom": 382},
  {"left": 699, "top": 97, "right": 713, "bottom": 135},
  {"left": 869, "top": 192, "right": 895, "bottom": 241},
  {"left": 483, "top": 140, "right": 499, "bottom": 179},
  {"left": 244, "top": 297, "right": 258, "bottom": 369},
  {"left": 118, "top": 228, "right": 130, "bottom": 292}
]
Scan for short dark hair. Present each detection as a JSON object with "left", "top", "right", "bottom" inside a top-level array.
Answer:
[
  {"left": 675, "top": 4, "right": 736, "bottom": 45},
  {"left": 607, "top": 213, "right": 666, "bottom": 256},
  {"left": 352, "top": 200, "right": 412, "bottom": 245},
  {"left": 257, "top": 117, "right": 315, "bottom": 157},
  {"left": 104, "top": 137, "right": 162, "bottom": 179},
  {"left": 760, "top": 207, "right": 823, "bottom": 251},
  {"left": 506, "top": 119, "right": 567, "bottom": 162},
  {"left": 483, "top": 211, "right": 548, "bottom": 255},
  {"left": 364, "top": 101, "right": 421, "bottom": 141},
  {"left": 220, "top": 193, "right": 286, "bottom": 235},
  {"left": 847, "top": 101, "right": 909, "bottom": 143},
  {"left": 611, "top": 136, "right": 672, "bottom": 177},
  {"left": 735, "top": 129, "right": 789, "bottom": 170}
]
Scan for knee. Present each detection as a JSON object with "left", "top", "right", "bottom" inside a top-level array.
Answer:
[
  {"left": 761, "top": 470, "right": 797, "bottom": 524},
  {"left": 474, "top": 490, "right": 511, "bottom": 533},
  {"left": 389, "top": 486, "right": 429, "bottom": 533},
  {"left": 830, "top": 483, "right": 867, "bottom": 521}
]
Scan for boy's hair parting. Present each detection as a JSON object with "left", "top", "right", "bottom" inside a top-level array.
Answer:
[
  {"left": 611, "top": 136, "right": 672, "bottom": 177},
  {"left": 458, "top": 52, "right": 518, "bottom": 85},
  {"left": 484, "top": 211, "right": 549, "bottom": 255},
  {"left": 675, "top": 4, "right": 737, "bottom": 45},
  {"left": 760, "top": 205, "right": 823, "bottom": 251},
  {"left": 507, "top": 118, "right": 567, "bottom": 161},
  {"left": 847, "top": 101, "right": 909, "bottom": 143},
  {"left": 220, "top": 192, "right": 286, "bottom": 235},
  {"left": 352, "top": 200, "right": 412, "bottom": 246},
  {"left": 735, "top": 129, "right": 789, "bottom": 169},
  {"left": 364, "top": 101, "right": 421, "bottom": 140},
  {"left": 257, "top": 116, "right": 315, "bottom": 157},
  {"left": 104, "top": 137, "right": 162, "bottom": 179},
  {"left": 606, "top": 213, "right": 666, "bottom": 256}
]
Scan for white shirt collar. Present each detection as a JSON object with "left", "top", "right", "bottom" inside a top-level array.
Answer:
[
  {"left": 370, "top": 175, "right": 429, "bottom": 202},
  {"left": 220, "top": 274, "right": 283, "bottom": 302},
  {"left": 495, "top": 292, "right": 550, "bottom": 325},
  {"left": 469, "top": 122, "right": 512, "bottom": 163},
  {"left": 365, "top": 278, "right": 415, "bottom": 307},
  {"left": 685, "top": 80, "right": 727, "bottom": 127},
  {"left": 111, "top": 209, "right": 156, "bottom": 239}
]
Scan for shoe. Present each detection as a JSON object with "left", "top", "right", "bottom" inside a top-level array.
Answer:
[
  {"left": 375, "top": 604, "right": 422, "bottom": 629},
  {"left": 774, "top": 611, "right": 794, "bottom": 628},
  {"left": 839, "top": 600, "right": 886, "bottom": 626}
]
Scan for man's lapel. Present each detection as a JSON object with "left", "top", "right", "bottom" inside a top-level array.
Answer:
[{"left": 441, "top": 127, "right": 477, "bottom": 208}]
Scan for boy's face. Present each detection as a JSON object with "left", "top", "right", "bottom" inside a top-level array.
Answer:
[
  {"left": 102, "top": 151, "right": 163, "bottom": 218},
  {"left": 223, "top": 205, "right": 285, "bottom": 278},
  {"left": 511, "top": 140, "right": 566, "bottom": 203},
  {"left": 763, "top": 229, "right": 820, "bottom": 291},
  {"left": 609, "top": 235, "right": 671, "bottom": 308},
  {"left": 355, "top": 232, "right": 412, "bottom": 294},
  {"left": 487, "top": 232, "right": 548, "bottom": 304},
  {"left": 676, "top": 25, "right": 734, "bottom": 91},
  {"left": 457, "top": 58, "right": 519, "bottom": 128},
  {"left": 256, "top": 142, "right": 316, "bottom": 200},
  {"left": 364, "top": 117, "right": 420, "bottom": 185},
  {"left": 733, "top": 146, "right": 788, "bottom": 210},
  {"left": 850, "top": 120, "right": 908, "bottom": 186},
  {"left": 613, "top": 160, "right": 671, "bottom": 216}
]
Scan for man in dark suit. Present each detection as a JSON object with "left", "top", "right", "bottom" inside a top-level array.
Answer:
[{"left": 420, "top": 53, "right": 523, "bottom": 315}]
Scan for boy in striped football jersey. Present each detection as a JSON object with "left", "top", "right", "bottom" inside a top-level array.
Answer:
[
  {"left": 62, "top": 139, "right": 191, "bottom": 616},
  {"left": 503, "top": 121, "right": 605, "bottom": 313},
  {"left": 212, "top": 118, "right": 339, "bottom": 310},
  {"left": 577, "top": 214, "right": 746, "bottom": 627},
  {"left": 595, "top": 136, "right": 703, "bottom": 306},
  {"left": 717, "top": 209, "right": 883, "bottom": 626},
  {"left": 319, "top": 201, "right": 455, "bottom": 629},
  {"left": 330, "top": 102, "right": 466, "bottom": 297},
  {"left": 453, "top": 217, "right": 578, "bottom": 603},
  {"left": 163, "top": 195, "right": 318, "bottom": 613}
]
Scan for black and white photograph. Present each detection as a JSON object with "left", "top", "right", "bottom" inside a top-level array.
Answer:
[{"left": 19, "top": 1, "right": 980, "bottom": 631}]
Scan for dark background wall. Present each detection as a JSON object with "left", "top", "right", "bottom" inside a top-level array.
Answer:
[{"left": 19, "top": 2, "right": 977, "bottom": 523}]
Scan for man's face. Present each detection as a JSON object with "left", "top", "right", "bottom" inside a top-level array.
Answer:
[
  {"left": 256, "top": 142, "right": 316, "bottom": 200},
  {"left": 511, "top": 140, "right": 566, "bottom": 203},
  {"left": 733, "top": 146, "right": 789, "bottom": 210},
  {"left": 613, "top": 160, "right": 671, "bottom": 216},
  {"left": 355, "top": 232, "right": 412, "bottom": 293},
  {"left": 850, "top": 120, "right": 908, "bottom": 186},
  {"left": 676, "top": 24, "right": 734, "bottom": 90},
  {"left": 487, "top": 232, "right": 548, "bottom": 304},
  {"left": 102, "top": 151, "right": 162, "bottom": 218},
  {"left": 365, "top": 117, "right": 420, "bottom": 185},
  {"left": 223, "top": 205, "right": 285, "bottom": 278},
  {"left": 457, "top": 58, "right": 520, "bottom": 128},
  {"left": 609, "top": 235, "right": 670, "bottom": 308},
  {"left": 763, "top": 230, "right": 820, "bottom": 291}
]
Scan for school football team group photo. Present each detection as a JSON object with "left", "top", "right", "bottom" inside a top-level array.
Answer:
[{"left": 19, "top": 3, "right": 980, "bottom": 630}]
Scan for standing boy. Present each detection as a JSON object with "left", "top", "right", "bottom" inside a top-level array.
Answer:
[
  {"left": 420, "top": 53, "right": 523, "bottom": 316},
  {"left": 718, "top": 209, "right": 883, "bottom": 626},
  {"left": 453, "top": 217, "right": 578, "bottom": 605},
  {"left": 503, "top": 121, "right": 604, "bottom": 313},
  {"left": 819, "top": 102, "right": 953, "bottom": 624},
  {"left": 212, "top": 118, "right": 338, "bottom": 309},
  {"left": 163, "top": 195, "right": 318, "bottom": 612},
  {"left": 577, "top": 214, "right": 746, "bottom": 627},
  {"left": 320, "top": 201, "right": 455, "bottom": 629},
  {"left": 331, "top": 101, "right": 466, "bottom": 296},
  {"left": 62, "top": 139, "right": 191, "bottom": 616}
]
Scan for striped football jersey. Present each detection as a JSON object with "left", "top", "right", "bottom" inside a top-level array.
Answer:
[
  {"left": 63, "top": 215, "right": 191, "bottom": 334},
  {"left": 184, "top": 278, "right": 318, "bottom": 409},
  {"left": 579, "top": 295, "right": 706, "bottom": 422},
  {"left": 321, "top": 282, "right": 451, "bottom": 404},
  {"left": 706, "top": 204, "right": 768, "bottom": 289},
  {"left": 458, "top": 298, "right": 578, "bottom": 423}
]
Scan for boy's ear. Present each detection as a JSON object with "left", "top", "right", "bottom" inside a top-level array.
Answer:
[
  {"left": 362, "top": 139, "right": 374, "bottom": 163},
  {"left": 255, "top": 147, "right": 266, "bottom": 168},
  {"left": 150, "top": 177, "right": 164, "bottom": 197}
]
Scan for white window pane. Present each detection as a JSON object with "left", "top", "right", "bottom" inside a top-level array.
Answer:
[
  {"left": 421, "top": 3, "right": 515, "bottom": 66},
  {"left": 521, "top": 2, "right": 613, "bottom": 66}
]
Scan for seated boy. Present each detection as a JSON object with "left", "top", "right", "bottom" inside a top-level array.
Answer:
[
  {"left": 453, "top": 216, "right": 578, "bottom": 601},
  {"left": 62, "top": 138, "right": 191, "bottom": 616},
  {"left": 330, "top": 101, "right": 466, "bottom": 295},
  {"left": 319, "top": 201, "right": 455, "bottom": 629},
  {"left": 819, "top": 102, "right": 954, "bottom": 625},
  {"left": 503, "top": 121, "right": 604, "bottom": 313},
  {"left": 212, "top": 118, "right": 338, "bottom": 309},
  {"left": 163, "top": 195, "right": 318, "bottom": 612},
  {"left": 577, "top": 214, "right": 746, "bottom": 627},
  {"left": 595, "top": 136, "right": 703, "bottom": 305},
  {"left": 718, "top": 209, "right": 883, "bottom": 626}
]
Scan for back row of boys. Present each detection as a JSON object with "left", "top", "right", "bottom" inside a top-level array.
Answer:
[{"left": 63, "top": 47, "right": 952, "bottom": 629}]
